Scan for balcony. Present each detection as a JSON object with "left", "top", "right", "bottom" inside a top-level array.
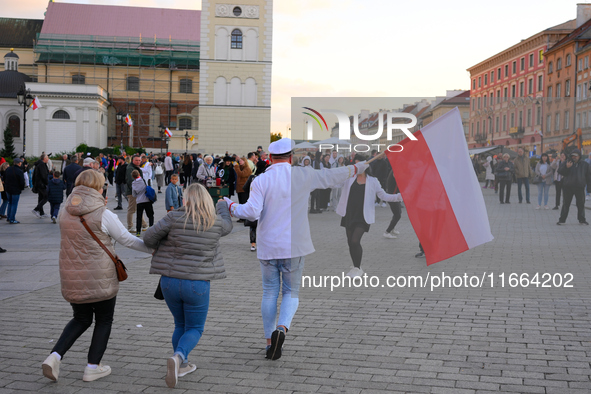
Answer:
[
  {"left": 475, "top": 133, "right": 487, "bottom": 143},
  {"left": 509, "top": 126, "right": 525, "bottom": 139}
]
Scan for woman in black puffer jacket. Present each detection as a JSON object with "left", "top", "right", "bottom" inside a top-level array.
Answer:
[{"left": 144, "top": 183, "right": 232, "bottom": 388}]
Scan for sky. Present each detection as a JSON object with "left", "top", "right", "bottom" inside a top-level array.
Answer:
[{"left": 4, "top": 0, "right": 589, "bottom": 138}]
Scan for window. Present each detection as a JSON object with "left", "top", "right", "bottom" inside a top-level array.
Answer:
[
  {"left": 538, "top": 75, "right": 543, "bottom": 92},
  {"left": 585, "top": 83, "right": 588, "bottom": 99},
  {"left": 477, "top": 97, "right": 481, "bottom": 109},
  {"left": 504, "top": 87, "right": 508, "bottom": 101},
  {"left": 478, "top": 77, "right": 481, "bottom": 88},
  {"left": 539, "top": 50, "right": 544, "bottom": 64},
  {"left": 511, "top": 84, "right": 516, "bottom": 98},
  {"left": 482, "top": 120, "right": 486, "bottom": 134},
  {"left": 586, "top": 56, "right": 589, "bottom": 69},
  {"left": 566, "top": 80, "right": 571, "bottom": 97},
  {"left": 546, "top": 115, "right": 551, "bottom": 132},
  {"left": 472, "top": 98, "right": 475, "bottom": 110},
  {"left": 505, "top": 65, "right": 509, "bottom": 77},
  {"left": 520, "top": 58, "right": 525, "bottom": 71},
  {"left": 471, "top": 123, "right": 474, "bottom": 137},
  {"left": 490, "top": 93, "right": 494, "bottom": 105},
  {"left": 502, "top": 115, "right": 506, "bottom": 131},
  {"left": 557, "top": 58, "right": 562, "bottom": 70},
  {"left": 536, "top": 106, "right": 541, "bottom": 125},
  {"left": 585, "top": 112, "right": 589, "bottom": 128},
  {"left": 491, "top": 71, "right": 494, "bottom": 83},
  {"left": 8, "top": 115, "right": 19, "bottom": 138},
  {"left": 231, "top": 29, "right": 243, "bottom": 49},
  {"left": 510, "top": 113, "right": 515, "bottom": 127},
  {"left": 548, "top": 62, "right": 553, "bottom": 73},
  {"left": 484, "top": 74, "right": 487, "bottom": 85},
  {"left": 179, "top": 79, "right": 193, "bottom": 93},
  {"left": 565, "top": 111, "right": 569, "bottom": 130},
  {"left": 529, "top": 53, "right": 534, "bottom": 68},
  {"left": 556, "top": 83, "right": 561, "bottom": 98},
  {"left": 528, "top": 79, "right": 533, "bottom": 95},
  {"left": 178, "top": 118, "right": 192, "bottom": 130},
  {"left": 72, "top": 74, "right": 85, "bottom": 84},
  {"left": 527, "top": 109, "right": 532, "bottom": 126},
  {"left": 496, "top": 116, "right": 499, "bottom": 133},
  {"left": 579, "top": 59, "right": 583, "bottom": 70},
  {"left": 477, "top": 122, "right": 480, "bottom": 134},
  {"left": 497, "top": 68, "right": 501, "bottom": 80},
  {"left": 127, "top": 76, "right": 139, "bottom": 91},
  {"left": 233, "top": 6, "right": 242, "bottom": 16},
  {"left": 52, "top": 110, "right": 70, "bottom": 119},
  {"left": 566, "top": 54, "right": 571, "bottom": 66},
  {"left": 483, "top": 95, "right": 487, "bottom": 107},
  {"left": 548, "top": 86, "right": 553, "bottom": 101},
  {"left": 512, "top": 61, "right": 516, "bottom": 74},
  {"left": 555, "top": 113, "right": 560, "bottom": 131},
  {"left": 519, "top": 82, "right": 524, "bottom": 97},
  {"left": 519, "top": 111, "right": 523, "bottom": 127},
  {"left": 497, "top": 90, "right": 501, "bottom": 104},
  {"left": 577, "top": 113, "right": 581, "bottom": 128},
  {"left": 577, "top": 84, "right": 582, "bottom": 101},
  {"left": 472, "top": 79, "right": 476, "bottom": 90}
]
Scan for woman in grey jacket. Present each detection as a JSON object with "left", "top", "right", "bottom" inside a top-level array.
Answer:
[{"left": 143, "top": 183, "right": 232, "bottom": 388}]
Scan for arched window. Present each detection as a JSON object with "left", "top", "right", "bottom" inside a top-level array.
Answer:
[
  {"left": 127, "top": 76, "right": 139, "bottom": 91},
  {"left": 180, "top": 79, "right": 192, "bottom": 93},
  {"left": 214, "top": 76, "right": 227, "bottom": 105},
  {"left": 557, "top": 58, "right": 562, "bottom": 70},
  {"left": 566, "top": 54, "right": 571, "bottom": 66},
  {"left": 52, "top": 110, "right": 70, "bottom": 119},
  {"left": 548, "top": 62, "right": 553, "bottom": 73},
  {"left": 8, "top": 115, "right": 20, "bottom": 138},
  {"left": 231, "top": 29, "right": 243, "bottom": 49},
  {"left": 178, "top": 118, "right": 192, "bottom": 130}
]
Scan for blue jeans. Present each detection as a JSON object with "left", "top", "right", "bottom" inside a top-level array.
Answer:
[
  {"left": 160, "top": 276, "right": 210, "bottom": 363},
  {"left": 260, "top": 257, "right": 305, "bottom": 339},
  {"left": 6, "top": 193, "right": 20, "bottom": 222},
  {"left": 0, "top": 196, "right": 7, "bottom": 215},
  {"left": 537, "top": 182, "right": 551, "bottom": 206},
  {"left": 517, "top": 177, "right": 530, "bottom": 203},
  {"left": 50, "top": 203, "right": 60, "bottom": 218}
]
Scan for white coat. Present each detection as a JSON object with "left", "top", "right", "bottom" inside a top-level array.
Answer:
[
  {"left": 336, "top": 176, "right": 402, "bottom": 224},
  {"left": 232, "top": 162, "right": 359, "bottom": 260}
]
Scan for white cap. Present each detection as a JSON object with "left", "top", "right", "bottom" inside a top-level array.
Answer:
[
  {"left": 83, "top": 158, "right": 96, "bottom": 166},
  {"left": 268, "top": 138, "right": 295, "bottom": 155}
]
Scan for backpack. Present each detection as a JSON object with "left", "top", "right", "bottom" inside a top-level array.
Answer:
[
  {"left": 143, "top": 179, "right": 157, "bottom": 203},
  {"left": 154, "top": 163, "right": 164, "bottom": 175}
]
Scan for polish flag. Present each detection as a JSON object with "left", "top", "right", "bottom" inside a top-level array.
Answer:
[
  {"left": 386, "top": 107, "right": 493, "bottom": 265},
  {"left": 164, "top": 127, "right": 173, "bottom": 138},
  {"left": 124, "top": 114, "right": 133, "bottom": 126},
  {"left": 30, "top": 97, "right": 42, "bottom": 110}
]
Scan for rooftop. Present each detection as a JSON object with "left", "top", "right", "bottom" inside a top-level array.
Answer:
[{"left": 0, "top": 18, "right": 43, "bottom": 49}]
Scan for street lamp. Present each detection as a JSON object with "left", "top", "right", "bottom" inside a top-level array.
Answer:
[
  {"left": 158, "top": 124, "right": 165, "bottom": 155},
  {"left": 116, "top": 111, "right": 125, "bottom": 155},
  {"left": 535, "top": 100, "right": 544, "bottom": 153},
  {"left": 487, "top": 116, "right": 494, "bottom": 146},
  {"left": 16, "top": 85, "right": 33, "bottom": 157},
  {"left": 184, "top": 130, "right": 190, "bottom": 154}
]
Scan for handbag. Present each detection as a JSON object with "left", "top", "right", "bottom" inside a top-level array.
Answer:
[
  {"left": 154, "top": 278, "right": 164, "bottom": 300},
  {"left": 532, "top": 175, "right": 542, "bottom": 184},
  {"left": 79, "top": 216, "right": 128, "bottom": 281}
]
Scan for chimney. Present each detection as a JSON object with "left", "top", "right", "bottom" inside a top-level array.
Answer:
[{"left": 577, "top": 3, "right": 591, "bottom": 27}]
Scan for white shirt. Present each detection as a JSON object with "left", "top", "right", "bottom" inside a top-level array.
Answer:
[
  {"left": 336, "top": 176, "right": 402, "bottom": 224},
  {"left": 164, "top": 156, "right": 174, "bottom": 171},
  {"left": 231, "top": 162, "right": 358, "bottom": 260},
  {"left": 101, "top": 209, "right": 153, "bottom": 254},
  {"left": 141, "top": 162, "right": 153, "bottom": 183}
]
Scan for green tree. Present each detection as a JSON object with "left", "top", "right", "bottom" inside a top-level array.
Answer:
[
  {"left": 270, "top": 132, "right": 282, "bottom": 142},
  {"left": 0, "top": 125, "right": 16, "bottom": 159}
]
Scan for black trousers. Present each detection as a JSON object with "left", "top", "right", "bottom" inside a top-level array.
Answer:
[
  {"left": 238, "top": 192, "right": 248, "bottom": 205},
  {"left": 554, "top": 180, "right": 563, "bottom": 207},
  {"left": 499, "top": 181, "right": 511, "bottom": 203},
  {"left": 559, "top": 187, "right": 586, "bottom": 223},
  {"left": 34, "top": 188, "right": 48, "bottom": 214},
  {"left": 310, "top": 190, "right": 320, "bottom": 212},
  {"left": 51, "top": 297, "right": 116, "bottom": 364},
  {"left": 136, "top": 202, "right": 154, "bottom": 234},
  {"left": 346, "top": 225, "right": 366, "bottom": 268},
  {"left": 165, "top": 170, "right": 173, "bottom": 185},
  {"left": 386, "top": 202, "right": 401, "bottom": 233}
]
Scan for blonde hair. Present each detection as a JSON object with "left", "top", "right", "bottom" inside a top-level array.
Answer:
[
  {"left": 183, "top": 183, "right": 216, "bottom": 232},
  {"left": 75, "top": 170, "right": 105, "bottom": 191},
  {"left": 0, "top": 162, "right": 9, "bottom": 172}
]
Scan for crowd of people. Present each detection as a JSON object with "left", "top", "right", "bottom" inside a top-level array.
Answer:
[{"left": 472, "top": 148, "right": 591, "bottom": 225}]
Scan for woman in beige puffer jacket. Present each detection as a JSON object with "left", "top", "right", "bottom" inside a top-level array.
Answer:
[{"left": 41, "top": 170, "right": 153, "bottom": 384}]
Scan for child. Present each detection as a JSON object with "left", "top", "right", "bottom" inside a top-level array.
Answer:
[
  {"left": 165, "top": 174, "right": 183, "bottom": 212},
  {"left": 131, "top": 170, "right": 154, "bottom": 237},
  {"left": 47, "top": 171, "right": 66, "bottom": 223}
]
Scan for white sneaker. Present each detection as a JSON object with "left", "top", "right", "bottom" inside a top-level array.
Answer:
[
  {"left": 383, "top": 231, "right": 397, "bottom": 239},
  {"left": 346, "top": 266, "right": 364, "bottom": 278},
  {"left": 250, "top": 245, "right": 256, "bottom": 251},
  {"left": 381, "top": 202, "right": 387, "bottom": 207},
  {"left": 178, "top": 363, "right": 197, "bottom": 377},
  {"left": 374, "top": 202, "right": 379, "bottom": 206},
  {"left": 32, "top": 209, "right": 41, "bottom": 218},
  {"left": 82, "top": 364, "right": 111, "bottom": 382},
  {"left": 544, "top": 206, "right": 550, "bottom": 210},
  {"left": 535, "top": 205, "right": 541, "bottom": 210},
  {"left": 42, "top": 353, "right": 61, "bottom": 381},
  {"left": 391, "top": 229, "right": 400, "bottom": 235},
  {"left": 166, "top": 354, "right": 181, "bottom": 388}
]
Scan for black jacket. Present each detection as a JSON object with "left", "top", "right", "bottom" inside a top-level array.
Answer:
[
  {"left": 47, "top": 178, "right": 66, "bottom": 204},
  {"left": 495, "top": 160, "right": 515, "bottom": 182},
  {"left": 558, "top": 159, "right": 591, "bottom": 190},
  {"left": 63, "top": 163, "right": 82, "bottom": 194},
  {"left": 115, "top": 163, "right": 127, "bottom": 185},
  {"left": 4, "top": 165, "right": 25, "bottom": 195},
  {"left": 33, "top": 160, "right": 49, "bottom": 188}
]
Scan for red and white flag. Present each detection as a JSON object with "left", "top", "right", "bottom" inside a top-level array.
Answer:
[
  {"left": 164, "top": 127, "right": 172, "bottom": 138},
  {"left": 387, "top": 107, "right": 493, "bottom": 265},
  {"left": 30, "top": 97, "right": 42, "bottom": 110},
  {"left": 125, "top": 114, "right": 133, "bottom": 126}
]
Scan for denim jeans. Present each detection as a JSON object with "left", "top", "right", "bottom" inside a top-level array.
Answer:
[
  {"left": 0, "top": 196, "right": 7, "bottom": 215},
  {"left": 516, "top": 177, "right": 530, "bottom": 203},
  {"left": 115, "top": 184, "right": 126, "bottom": 207},
  {"left": 537, "top": 183, "right": 551, "bottom": 206},
  {"left": 6, "top": 193, "right": 20, "bottom": 222},
  {"left": 260, "top": 257, "right": 305, "bottom": 339},
  {"left": 52, "top": 297, "right": 116, "bottom": 364},
  {"left": 160, "top": 276, "right": 210, "bottom": 363},
  {"left": 50, "top": 203, "right": 60, "bottom": 218}
]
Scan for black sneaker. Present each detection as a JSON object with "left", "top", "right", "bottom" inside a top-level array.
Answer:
[
  {"left": 526, "top": 201, "right": 531, "bottom": 204},
  {"left": 580, "top": 221, "right": 589, "bottom": 225},
  {"left": 557, "top": 221, "right": 565, "bottom": 225},
  {"left": 267, "top": 328, "right": 286, "bottom": 360},
  {"left": 415, "top": 252, "right": 425, "bottom": 258},
  {"left": 552, "top": 206, "right": 559, "bottom": 210},
  {"left": 0, "top": 247, "right": 6, "bottom": 253},
  {"left": 113, "top": 206, "right": 123, "bottom": 210},
  {"left": 505, "top": 202, "right": 511, "bottom": 204},
  {"left": 500, "top": 202, "right": 504, "bottom": 204}
]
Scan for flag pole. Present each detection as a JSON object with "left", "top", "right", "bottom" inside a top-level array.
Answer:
[{"left": 366, "top": 151, "right": 386, "bottom": 164}]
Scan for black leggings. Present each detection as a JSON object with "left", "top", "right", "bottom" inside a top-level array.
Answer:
[
  {"left": 136, "top": 202, "right": 154, "bottom": 234},
  {"left": 51, "top": 297, "right": 116, "bottom": 364},
  {"left": 250, "top": 226, "right": 257, "bottom": 244},
  {"left": 386, "top": 202, "right": 401, "bottom": 233},
  {"left": 346, "top": 225, "right": 366, "bottom": 268}
]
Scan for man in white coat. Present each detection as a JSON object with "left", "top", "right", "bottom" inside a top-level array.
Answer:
[
  {"left": 164, "top": 152, "right": 174, "bottom": 185},
  {"left": 225, "top": 138, "right": 369, "bottom": 361}
]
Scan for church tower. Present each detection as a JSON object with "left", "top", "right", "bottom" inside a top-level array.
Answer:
[{"left": 198, "top": 0, "right": 272, "bottom": 154}]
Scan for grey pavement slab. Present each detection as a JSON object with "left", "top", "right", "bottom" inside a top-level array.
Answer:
[{"left": 0, "top": 181, "right": 591, "bottom": 393}]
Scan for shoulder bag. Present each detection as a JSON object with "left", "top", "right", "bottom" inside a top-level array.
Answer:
[{"left": 79, "top": 216, "right": 128, "bottom": 281}]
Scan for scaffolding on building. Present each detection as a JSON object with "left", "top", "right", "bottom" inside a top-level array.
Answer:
[{"left": 33, "top": 33, "right": 200, "bottom": 150}]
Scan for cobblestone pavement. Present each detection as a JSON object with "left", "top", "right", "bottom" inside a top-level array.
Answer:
[{"left": 1, "top": 182, "right": 591, "bottom": 393}]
